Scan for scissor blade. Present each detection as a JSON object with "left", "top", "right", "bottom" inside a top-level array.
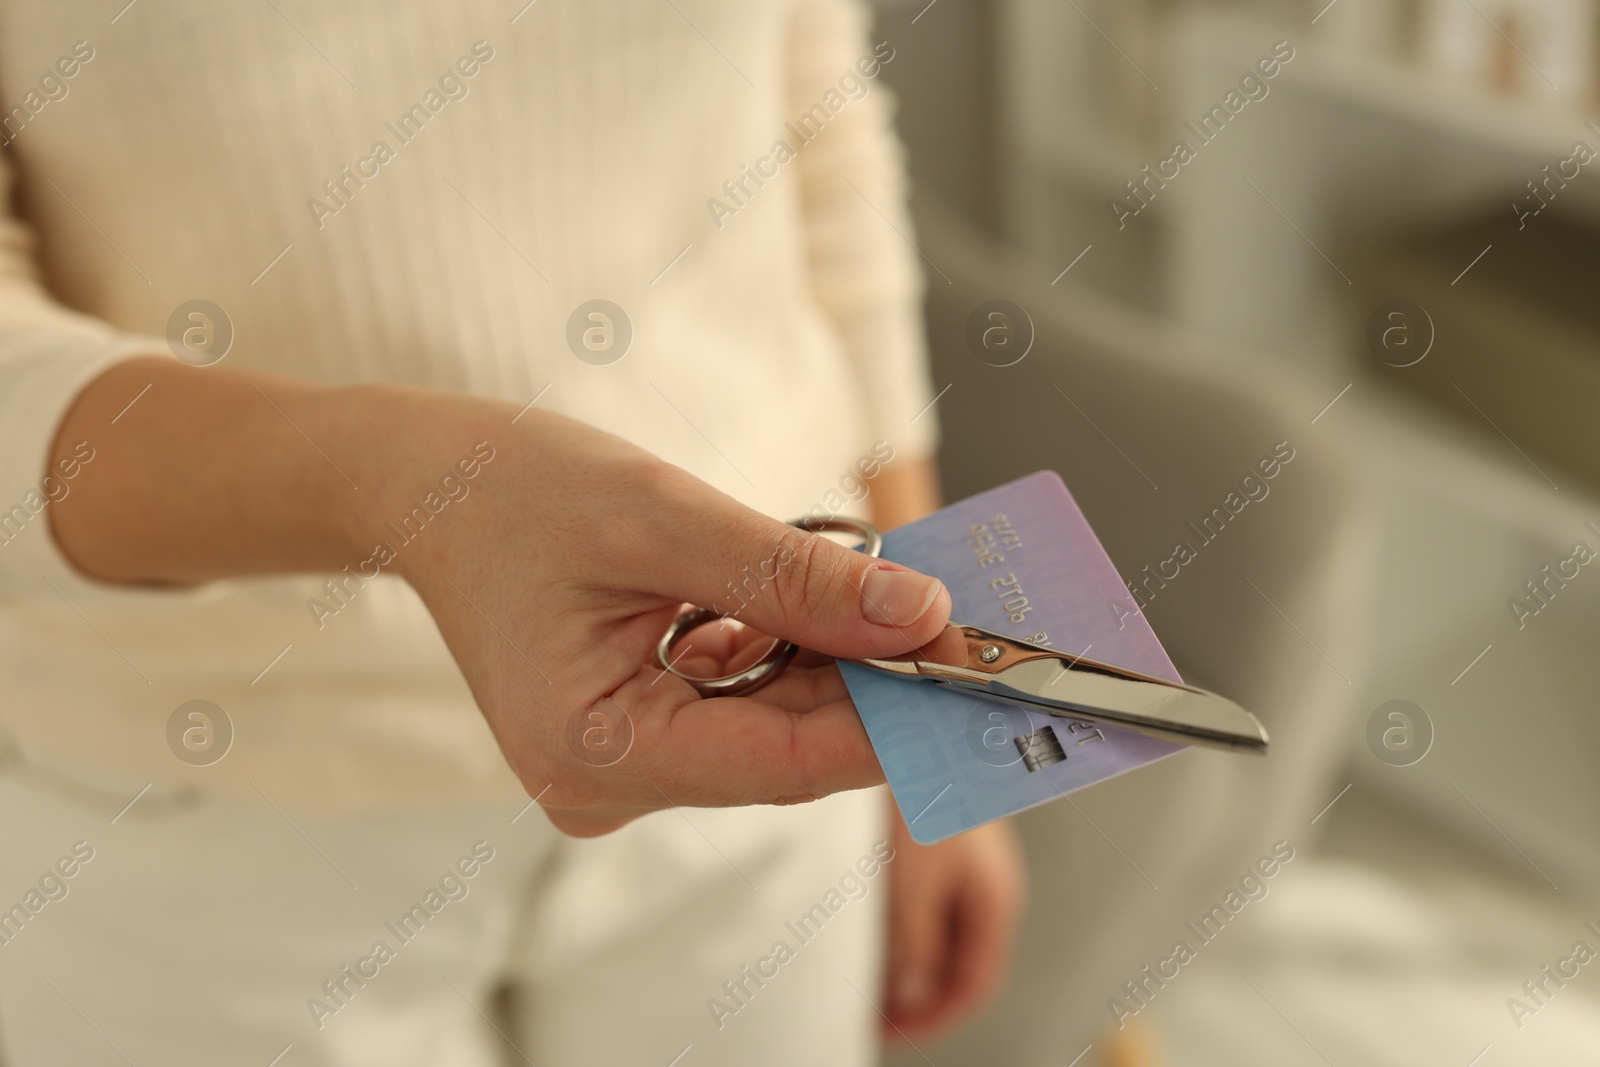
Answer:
[
  {"left": 982, "top": 657, "right": 1269, "bottom": 753},
  {"left": 852, "top": 624, "right": 1268, "bottom": 754}
]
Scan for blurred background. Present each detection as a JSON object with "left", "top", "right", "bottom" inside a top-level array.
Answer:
[{"left": 867, "top": 0, "right": 1600, "bottom": 1063}]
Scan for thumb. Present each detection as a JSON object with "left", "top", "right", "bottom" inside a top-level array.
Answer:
[{"left": 655, "top": 495, "right": 951, "bottom": 661}]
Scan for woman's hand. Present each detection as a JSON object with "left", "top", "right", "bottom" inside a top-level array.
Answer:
[
  {"left": 389, "top": 404, "right": 960, "bottom": 835},
  {"left": 882, "top": 814, "right": 1027, "bottom": 1043},
  {"left": 49, "top": 358, "right": 954, "bottom": 836}
]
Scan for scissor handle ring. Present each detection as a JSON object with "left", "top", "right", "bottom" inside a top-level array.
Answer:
[
  {"left": 653, "top": 607, "right": 801, "bottom": 698},
  {"left": 653, "top": 516, "right": 882, "bottom": 698}
]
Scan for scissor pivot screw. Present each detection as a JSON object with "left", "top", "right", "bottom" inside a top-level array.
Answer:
[{"left": 980, "top": 644, "right": 1002, "bottom": 664}]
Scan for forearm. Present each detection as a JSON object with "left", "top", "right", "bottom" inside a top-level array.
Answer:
[
  {"left": 41, "top": 355, "right": 961, "bottom": 832},
  {"left": 46, "top": 356, "right": 500, "bottom": 586}
]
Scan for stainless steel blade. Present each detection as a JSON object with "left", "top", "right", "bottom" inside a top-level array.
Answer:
[
  {"left": 853, "top": 624, "right": 1269, "bottom": 754},
  {"left": 974, "top": 656, "right": 1269, "bottom": 754}
]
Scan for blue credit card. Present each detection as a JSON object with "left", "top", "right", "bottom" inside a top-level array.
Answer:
[{"left": 841, "top": 470, "right": 1186, "bottom": 844}]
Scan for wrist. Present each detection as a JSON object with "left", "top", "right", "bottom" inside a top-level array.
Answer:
[{"left": 319, "top": 381, "right": 511, "bottom": 588}]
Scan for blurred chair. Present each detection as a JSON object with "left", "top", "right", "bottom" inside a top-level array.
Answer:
[{"left": 889, "top": 199, "right": 1374, "bottom": 1065}]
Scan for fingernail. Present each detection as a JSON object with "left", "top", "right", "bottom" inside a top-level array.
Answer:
[
  {"left": 862, "top": 568, "right": 942, "bottom": 627},
  {"left": 894, "top": 973, "right": 934, "bottom": 1014}
]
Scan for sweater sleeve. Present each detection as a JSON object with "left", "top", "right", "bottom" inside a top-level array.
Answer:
[
  {"left": 0, "top": 151, "right": 165, "bottom": 602},
  {"left": 784, "top": 0, "right": 940, "bottom": 460}
]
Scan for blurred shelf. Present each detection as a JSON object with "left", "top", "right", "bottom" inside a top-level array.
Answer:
[
  {"left": 1296, "top": 43, "right": 1600, "bottom": 162},
  {"left": 996, "top": 3, "right": 1600, "bottom": 877}
]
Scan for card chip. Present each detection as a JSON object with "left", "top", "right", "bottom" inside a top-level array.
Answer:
[{"left": 1014, "top": 726, "right": 1066, "bottom": 772}]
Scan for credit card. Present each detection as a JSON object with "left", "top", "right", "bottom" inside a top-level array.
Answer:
[{"left": 840, "top": 470, "right": 1187, "bottom": 844}]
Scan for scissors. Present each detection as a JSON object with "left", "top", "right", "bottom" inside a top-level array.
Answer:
[{"left": 655, "top": 516, "right": 1269, "bottom": 754}]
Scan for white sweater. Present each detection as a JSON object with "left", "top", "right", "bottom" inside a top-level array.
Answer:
[{"left": 0, "top": 0, "right": 935, "bottom": 808}]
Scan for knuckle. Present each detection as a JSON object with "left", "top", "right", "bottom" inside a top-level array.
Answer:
[
  {"left": 771, "top": 527, "right": 847, "bottom": 626},
  {"left": 591, "top": 458, "right": 699, "bottom": 567},
  {"left": 629, "top": 456, "right": 699, "bottom": 509}
]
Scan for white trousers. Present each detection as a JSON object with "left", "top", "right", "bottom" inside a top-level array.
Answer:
[{"left": 0, "top": 751, "right": 888, "bottom": 1066}]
